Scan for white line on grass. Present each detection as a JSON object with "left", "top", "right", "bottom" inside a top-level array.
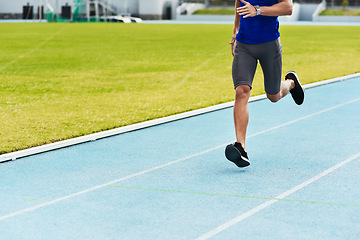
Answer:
[
  {"left": 195, "top": 150, "right": 360, "bottom": 240},
  {"left": 0, "top": 98, "right": 359, "bottom": 222},
  {"left": 0, "top": 25, "right": 68, "bottom": 72},
  {"left": 171, "top": 49, "right": 225, "bottom": 90}
]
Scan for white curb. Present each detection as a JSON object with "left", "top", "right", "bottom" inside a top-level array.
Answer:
[{"left": 1, "top": 72, "right": 359, "bottom": 163}]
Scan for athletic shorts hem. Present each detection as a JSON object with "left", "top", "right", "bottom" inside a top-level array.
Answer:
[
  {"left": 265, "top": 88, "right": 281, "bottom": 95},
  {"left": 234, "top": 83, "right": 252, "bottom": 90}
]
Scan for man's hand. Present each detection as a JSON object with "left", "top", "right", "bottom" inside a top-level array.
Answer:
[
  {"left": 230, "top": 34, "right": 237, "bottom": 57},
  {"left": 236, "top": 0, "right": 257, "bottom": 18}
]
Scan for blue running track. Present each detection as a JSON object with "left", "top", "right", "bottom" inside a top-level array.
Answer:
[{"left": 1, "top": 76, "right": 360, "bottom": 239}]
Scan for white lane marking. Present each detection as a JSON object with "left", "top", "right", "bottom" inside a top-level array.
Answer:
[
  {"left": 0, "top": 145, "right": 224, "bottom": 222},
  {"left": 195, "top": 151, "right": 360, "bottom": 240},
  {"left": 0, "top": 98, "right": 359, "bottom": 222},
  {"left": 3, "top": 74, "right": 360, "bottom": 163}
]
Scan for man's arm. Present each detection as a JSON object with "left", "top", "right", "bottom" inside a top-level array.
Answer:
[
  {"left": 237, "top": 0, "right": 293, "bottom": 18},
  {"left": 230, "top": 0, "right": 241, "bottom": 56}
]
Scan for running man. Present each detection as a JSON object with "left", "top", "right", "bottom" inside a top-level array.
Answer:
[{"left": 225, "top": 0, "right": 305, "bottom": 168}]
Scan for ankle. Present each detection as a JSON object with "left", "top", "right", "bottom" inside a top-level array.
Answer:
[
  {"left": 235, "top": 142, "right": 245, "bottom": 150},
  {"left": 287, "top": 79, "right": 295, "bottom": 89}
]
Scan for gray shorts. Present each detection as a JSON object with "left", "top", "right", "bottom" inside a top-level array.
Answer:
[{"left": 232, "top": 38, "right": 282, "bottom": 95}]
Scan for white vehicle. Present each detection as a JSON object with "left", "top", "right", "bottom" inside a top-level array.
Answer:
[
  {"left": 128, "top": 17, "right": 142, "bottom": 23},
  {"left": 100, "top": 16, "right": 130, "bottom": 23},
  {"left": 100, "top": 15, "right": 142, "bottom": 23}
]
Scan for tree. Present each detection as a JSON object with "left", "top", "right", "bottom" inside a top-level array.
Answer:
[{"left": 341, "top": 0, "right": 349, "bottom": 9}]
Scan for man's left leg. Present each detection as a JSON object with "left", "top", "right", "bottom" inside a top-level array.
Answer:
[
  {"left": 267, "top": 78, "right": 294, "bottom": 103},
  {"left": 267, "top": 71, "right": 305, "bottom": 105},
  {"left": 259, "top": 39, "right": 304, "bottom": 104}
]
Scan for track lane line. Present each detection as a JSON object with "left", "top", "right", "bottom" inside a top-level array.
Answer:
[
  {"left": 0, "top": 98, "right": 359, "bottom": 222},
  {"left": 107, "top": 185, "right": 360, "bottom": 208},
  {"left": 195, "top": 151, "right": 360, "bottom": 240},
  {"left": 2, "top": 74, "right": 360, "bottom": 163}
]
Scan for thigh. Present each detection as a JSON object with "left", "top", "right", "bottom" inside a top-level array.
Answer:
[
  {"left": 232, "top": 41, "right": 257, "bottom": 90},
  {"left": 258, "top": 38, "right": 282, "bottom": 95}
]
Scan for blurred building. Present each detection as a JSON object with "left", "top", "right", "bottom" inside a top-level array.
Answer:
[
  {"left": 1, "top": 0, "right": 359, "bottom": 20},
  {"left": 0, "top": 0, "right": 180, "bottom": 20}
]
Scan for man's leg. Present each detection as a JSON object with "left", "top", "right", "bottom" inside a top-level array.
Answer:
[
  {"left": 225, "top": 84, "right": 251, "bottom": 167},
  {"left": 266, "top": 79, "right": 294, "bottom": 103},
  {"left": 234, "top": 85, "right": 251, "bottom": 149},
  {"left": 226, "top": 41, "right": 256, "bottom": 167},
  {"left": 267, "top": 72, "right": 304, "bottom": 105}
]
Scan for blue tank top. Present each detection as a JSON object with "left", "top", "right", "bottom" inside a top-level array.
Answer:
[{"left": 236, "top": 0, "right": 280, "bottom": 44}]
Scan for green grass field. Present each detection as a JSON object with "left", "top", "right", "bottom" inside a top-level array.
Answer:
[
  {"left": 193, "top": 8, "right": 360, "bottom": 16},
  {"left": 320, "top": 9, "right": 360, "bottom": 16},
  {"left": 193, "top": 8, "right": 235, "bottom": 15},
  {"left": 0, "top": 23, "right": 359, "bottom": 154}
]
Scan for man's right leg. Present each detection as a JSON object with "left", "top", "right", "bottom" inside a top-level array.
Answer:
[
  {"left": 226, "top": 41, "right": 256, "bottom": 167},
  {"left": 234, "top": 85, "right": 251, "bottom": 149},
  {"left": 224, "top": 85, "right": 251, "bottom": 168}
]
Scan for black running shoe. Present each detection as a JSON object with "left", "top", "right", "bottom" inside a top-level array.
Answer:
[
  {"left": 225, "top": 142, "right": 250, "bottom": 168},
  {"left": 285, "top": 71, "right": 304, "bottom": 105}
]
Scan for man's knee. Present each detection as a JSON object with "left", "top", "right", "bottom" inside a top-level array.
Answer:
[
  {"left": 267, "top": 93, "right": 281, "bottom": 103},
  {"left": 235, "top": 85, "right": 251, "bottom": 101}
]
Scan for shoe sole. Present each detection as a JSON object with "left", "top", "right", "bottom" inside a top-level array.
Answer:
[{"left": 225, "top": 145, "right": 250, "bottom": 168}]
